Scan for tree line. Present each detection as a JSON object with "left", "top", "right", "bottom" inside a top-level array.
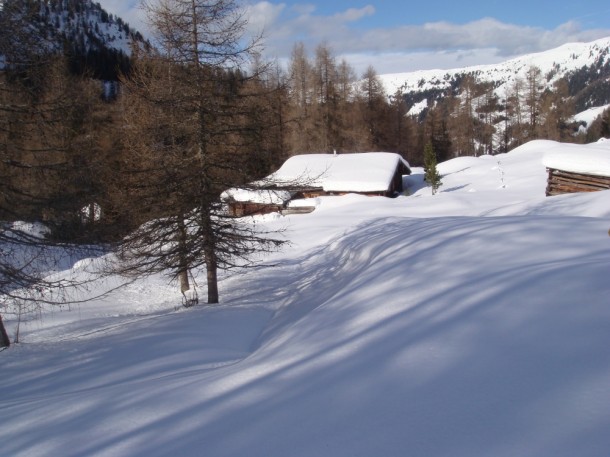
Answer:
[
  {"left": 254, "top": 42, "right": 610, "bottom": 165},
  {"left": 414, "top": 66, "right": 610, "bottom": 161}
]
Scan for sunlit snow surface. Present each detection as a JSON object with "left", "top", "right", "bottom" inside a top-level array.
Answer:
[
  {"left": 1, "top": 140, "right": 610, "bottom": 457},
  {"left": 543, "top": 138, "right": 610, "bottom": 176}
]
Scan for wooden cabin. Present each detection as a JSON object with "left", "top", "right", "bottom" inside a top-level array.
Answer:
[
  {"left": 222, "top": 152, "right": 412, "bottom": 216},
  {"left": 543, "top": 141, "right": 610, "bottom": 196},
  {"left": 279, "top": 152, "right": 411, "bottom": 198}
]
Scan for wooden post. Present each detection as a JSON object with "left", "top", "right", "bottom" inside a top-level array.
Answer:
[{"left": 0, "top": 314, "right": 11, "bottom": 348}]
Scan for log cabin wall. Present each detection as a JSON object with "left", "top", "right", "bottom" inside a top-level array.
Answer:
[
  {"left": 546, "top": 168, "right": 610, "bottom": 196},
  {"left": 228, "top": 202, "right": 285, "bottom": 217}
]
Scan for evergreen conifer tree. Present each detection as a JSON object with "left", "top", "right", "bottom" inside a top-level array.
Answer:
[{"left": 424, "top": 142, "right": 442, "bottom": 195}]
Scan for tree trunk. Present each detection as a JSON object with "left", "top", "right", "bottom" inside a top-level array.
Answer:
[
  {"left": 177, "top": 218, "right": 190, "bottom": 294},
  {"left": 179, "top": 269, "right": 190, "bottom": 294},
  {"left": 205, "top": 255, "right": 219, "bottom": 304},
  {"left": 0, "top": 314, "right": 11, "bottom": 348}
]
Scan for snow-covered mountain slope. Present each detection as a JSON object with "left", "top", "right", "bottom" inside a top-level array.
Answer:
[
  {"left": 573, "top": 104, "right": 610, "bottom": 132},
  {"left": 380, "top": 37, "right": 610, "bottom": 115},
  {"left": 38, "top": 0, "right": 144, "bottom": 54},
  {"left": 1, "top": 0, "right": 148, "bottom": 79},
  {"left": 2, "top": 140, "right": 610, "bottom": 456}
]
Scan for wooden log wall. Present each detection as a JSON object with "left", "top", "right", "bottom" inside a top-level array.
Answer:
[
  {"left": 228, "top": 202, "right": 284, "bottom": 217},
  {"left": 546, "top": 168, "right": 610, "bottom": 196}
]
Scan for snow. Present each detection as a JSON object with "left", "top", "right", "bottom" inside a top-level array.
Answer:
[
  {"left": 542, "top": 138, "right": 610, "bottom": 176},
  {"left": 378, "top": 36, "right": 610, "bottom": 100},
  {"left": 220, "top": 187, "right": 292, "bottom": 204},
  {"left": 2, "top": 140, "right": 610, "bottom": 457},
  {"left": 6, "top": 221, "right": 50, "bottom": 239},
  {"left": 407, "top": 98, "right": 429, "bottom": 116},
  {"left": 269, "top": 152, "right": 410, "bottom": 193},
  {"left": 573, "top": 105, "right": 610, "bottom": 133}
]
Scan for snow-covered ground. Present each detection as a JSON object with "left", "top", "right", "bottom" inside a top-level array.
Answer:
[{"left": 2, "top": 140, "right": 610, "bottom": 457}]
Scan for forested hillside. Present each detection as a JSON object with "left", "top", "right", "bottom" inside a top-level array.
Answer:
[{"left": 380, "top": 38, "right": 610, "bottom": 158}]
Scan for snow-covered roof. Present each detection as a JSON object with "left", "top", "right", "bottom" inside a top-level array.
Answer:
[
  {"left": 221, "top": 188, "right": 292, "bottom": 205},
  {"left": 542, "top": 138, "right": 610, "bottom": 177},
  {"left": 269, "top": 152, "right": 411, "bottom": 193},
  {"left": 222, "top": 152, "right": 411, "bottom": 204}
]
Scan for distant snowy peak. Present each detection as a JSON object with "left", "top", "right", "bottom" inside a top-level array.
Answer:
[
  {"left": 3, "top": 0, "right": 149, "bottom": 79},
  {"left": 380, "top": 36, "right": 610, "bottom": 115},
  {"left": 380, "top": 37, "right": 610, "bottom": 94},
  {"left": 42, "top": 0, "right": 141, "bottom": 54},
  {"left": 10, "top": 0, "right": 146, "bottom": 52}
]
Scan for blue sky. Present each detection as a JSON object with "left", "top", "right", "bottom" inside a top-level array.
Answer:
[
  {"left": 291, "top": 1, "right": 610, "bottom": 30},
  {"left": 98, "top": 0, "right": 610, "bottom": 74}
]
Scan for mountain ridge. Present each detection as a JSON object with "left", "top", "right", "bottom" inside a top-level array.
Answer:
[
  {"left": 379, "top": 36, "right": 610, "bottom": 117},
  {"left": 1, "top": 0, "right": 149, "bottom": 80}
]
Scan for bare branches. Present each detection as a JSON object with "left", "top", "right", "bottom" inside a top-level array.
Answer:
[
  {"left": 143, "top": 0, "right": 262, "bottom": 68},
  {"left": 111, "top": 0, "right": 282, "bottom": 305},
  {"left": 0, "top": 219, "right": 114, "bottom": 346},
  {"left": 0, "top": 4, "right": 126, "bottom": 344}
]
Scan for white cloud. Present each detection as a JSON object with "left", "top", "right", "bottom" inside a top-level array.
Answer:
[
  {"left": 318, "top": 18, "right": 609, "bottom": 57},
  {"left": 344, "top": 48, "right": 510, "bottom": 76},
  {"left": 291, "top": 3, "right": 316, "bottom": 16},
  {"left": 244, "top": 1, "right": 286, "bottom": 37},
  {"left": 333, "top": 5, "right": 375, "bottom": 23}
]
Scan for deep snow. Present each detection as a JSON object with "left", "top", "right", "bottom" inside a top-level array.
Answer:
[{"left": 1, "top": 140, "right": 610, "bottom": 457}]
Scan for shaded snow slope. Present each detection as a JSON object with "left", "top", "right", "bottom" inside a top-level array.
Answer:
[
  {"left": 2, "top": 215, "right": 609, "bottom": 457},
  {"left": 2, "top": 140, "right": 610, "bottom": 457}
]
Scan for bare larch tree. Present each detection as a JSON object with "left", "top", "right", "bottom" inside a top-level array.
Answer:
[{"left": 113, "top": 0, "right": 285, "bottom": 305}]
